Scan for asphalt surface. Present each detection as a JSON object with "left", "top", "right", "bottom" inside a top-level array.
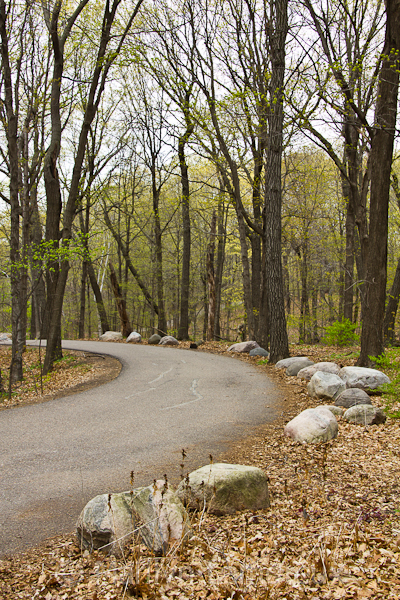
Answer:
[{"left": 0, "top": 340, "right": 282, "bottom": 556}]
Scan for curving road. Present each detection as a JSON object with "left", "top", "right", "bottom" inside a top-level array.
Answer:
[{"left": 0, "top": 340, "right": 282, "bottom": 556}]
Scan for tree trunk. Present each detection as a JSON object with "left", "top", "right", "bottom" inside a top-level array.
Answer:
[
  {"left": 109, "top": 261, "right": 132, "bottom": 337},
  {"left": 78, "top": 261, "right": 87, "bottom": 338},
  {"left": 207, "top": 211, "right": 217, "bottom": 341},
  {"left": 383, "top": 256, "right": 400, "bottom": 344},
  {"left": 263, "top": 0, "right": 289, "bottom": 363},
  {"left": 214, "top": 197, "right": 226, "bottom": 340},
  {"left": 341, "top": 175, "right": 355, "bottom": 322},
  {"left": 177, "top": 108, "right": 194, "bottom": 340},
  {"left": 358, "top": 0, "right": 400, "bottom": 365},
  {"left": 0, "top": 1, "right": 23, "bottom": 382},
  {"left": 87, "top": 261, "right": 110, "bottom": 334}
]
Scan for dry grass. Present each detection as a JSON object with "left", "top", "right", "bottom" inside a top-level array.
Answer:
[{"left": 1, "top": 342, "right": 400, "bottom": 599}]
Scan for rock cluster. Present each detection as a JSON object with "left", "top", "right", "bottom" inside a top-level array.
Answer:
[
  {"left": 77, "top": 464, "right": 270, "bottom": 556},
  {"left": 279, "top": 357, "right": 389, "bottom": 444}
]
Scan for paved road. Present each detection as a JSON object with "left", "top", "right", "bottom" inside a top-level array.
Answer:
[{"left": 0, "top": 340, "right": 282, "bottom": 556}]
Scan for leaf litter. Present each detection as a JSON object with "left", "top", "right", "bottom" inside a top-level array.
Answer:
[{"left": 1, "top": 342, "right": 400, "bottom": 599}]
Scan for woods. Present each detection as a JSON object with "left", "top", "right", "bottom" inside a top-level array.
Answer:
[{"left": 1, "top": 0, "right": 400, "bottom": 375}]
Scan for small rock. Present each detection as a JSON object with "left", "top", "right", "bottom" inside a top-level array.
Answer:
[
  {"left": 159, "top": 336, "right": 179, "bottom": 346},
  {"left": 148, "top": 334, "right": 161, "bottom": 345},
  {"left": 286, "top": 358, "right": 314, "bottom": 376},
  {"left": 249, "top": 347, "right": 270, "bottom": 358},
  {"left": 177, "top": 463, "right": 270, "bottom": 515},
  {"left": 297, "top": 362, "right": 341, "bottom": 380},
  {"left": 189, "top": 342, "right": 198, "bottom": 349},
  {"left": 284, "top": 407, "right": 338, "bottom": 444},
  {"left": 308, "top": 371, "right": 346, "bottom": 401},
  {"left": 339, "top": 366, "right": 390, "bottom": 391},
  {"left": 275, "top": 357, "right": 308, "bottom": 369},
  {"left": 100, "top": 331, "right": 123, "bottom": 341},
  {"left": 335, "top": 388, "right": 372, "bottom": 408},
  {"left": 126, "top": 331, "right": 142, "bottom": 343},
  {"left": 227, "top": 341, "right": 260, "bottom": 353},
  {"left": 343, "top": 404, "right": 387, "bottom": 426}
]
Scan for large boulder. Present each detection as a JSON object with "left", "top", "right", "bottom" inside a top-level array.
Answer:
[
  {"left": 286, "top": 358, "right": 314, "bottom": 376},
  {"left": 0, "top": 332, "right": 11, "bottom": 341},
  {"left": 335, "top": 388, "right": 372, "bottom": 408},
  {"left": 275, "top": 357, "right": 309, "bottom": 369},
  {"left": 343, "top": 405, "right": 387, "bottom": 426},
  {"left": 307, "top": 371, "right": 346, "bottom": 401},
  {"left": 249, "top": 347, "right": 270, "bottom": 358},
  {"left": 126, "top": 331, "right": 142, "bottom": 343},
  {"left": 297, "top": 362, "right": 341, "bottom": 380},
  {"left": 177, "top": 463, "right": 270, "bottom": 515},
  {"left": 76, "top": 481, "right": 191, "bottom": 557},
  {"left": 131, "top": 480, "right": 191, "bottom": 555},
  {"left": 227, "top": 341, "right": 260, "bottom": 353},
  {"left": 148, "top": 334, "right": 161, "bottom": 345},
  {"left": 159, "top": 335, "right": 179, "bottom": 346},
  {"left": 100, "top": 331, "right": 123, "bottom": 341},
  {"left": 284, "top": 407, "right": 338, "bottom": 444},
  {"left": 76, "top": 492, "right": 132, "bottom": 556},
  {"left": 338, "top": 366, "right": 390, "bottom": 391}
]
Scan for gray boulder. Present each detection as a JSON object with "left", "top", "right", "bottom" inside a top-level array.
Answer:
[
  {"left": 148, "top": 334, "right": 161, "bottom": 345},
  {"left": 339, "top": 366, "right": 390, "bottom": 391},
  {"left": 275, "top": 357, "right": 309, "bottom": 369},
  {"left": 249, "top": 347, "right": 270, "bottom": 358},
  {"left": 76, "top": 481, "right": 191, "bottom": 557},
  {"left": 343, "top": 404, "right": 387, "bottom": 426},
  {"left": 297, "top": 362, "right": 341, "bottom": 380},
  {"left": 319, "top": 404, "right": 344, "bottom": 417},
  {"left": 286, "top": 358, "right": 314, "bottom": 376},
  {"left": 100, "top": 331, "right": 123, "bottom": 341},
  {"left": 126, "top": 331, "right": 142, "bottom": 343},
  {"left": 227, "top": 341, "right": 260, "bottom": 353},
  {"left": 335, "top": 388, "right": 372, "bottom": 408},
  {"left": 159, "top": 335, "right": 179, "bottom": 346},
  {"left": 177, "top": 463, "right": 270, "bottom": 515},
  {"left": 76, "top": 492, "right": 132, "bottom": 556},
  {"left": 307, "top": 371, "right": 346, "bottom": 401},
  {"left": 284, "top": 407, "right": 338, "bottom": 444},
  {"left": 0, "top": 332, "right": 11, "bottom": 341},
  {"left": 131, "top": 480, "right": 191, "bottom": 555}
]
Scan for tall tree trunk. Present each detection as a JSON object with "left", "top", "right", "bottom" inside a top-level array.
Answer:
[
  {"left": 78, "top": 261, "right": 87, "bottom": 338},
  {"left": 214, "top": 197, "right": 226, "bottom": 340},
  {"left": 263, "top": 0, "right": 289, "bottom": 363},
  {"left": 0, "top": 1, "right": 23, "bottom": 381},
  {"left": 341, "top": 175, "right": 355, "bottom": 322},
  {"left": 151, "top": 165, "right": 167, "bottom": 336},
  {"left": 177, "top": 105, "right": 194, "bottom": 340},
  {"left": 358, "top": 0, "right": 400, "bottom": 365},
  {"left": 207, "top": 211, "right": 217, "bottom": 341}
]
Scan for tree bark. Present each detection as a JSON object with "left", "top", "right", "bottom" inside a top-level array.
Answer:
[
  {"left": 177, "top": 100, "right": 194, "bottom": 340},
  {"left": 206, "top": 211, "right": 217, "bottom": 341},
  {"left": 0, "top": 0, "right": 24, "bottom": 381},
  {"left": 383, "top": 256, "right": 400, "bottom": 344},
  {"left": 358, "top": 0, "right": 400, "bottom": 365},
  {"left": 263, "top": 0, "right": 289, "bottom": 363},
  {"left": 109, "top": 261, "right": 132, "bottom": 337}
]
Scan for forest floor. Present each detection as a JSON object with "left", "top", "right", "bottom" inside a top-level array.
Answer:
[{"left": 1, "top": 341, "right": 400, "bottom": 599}]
